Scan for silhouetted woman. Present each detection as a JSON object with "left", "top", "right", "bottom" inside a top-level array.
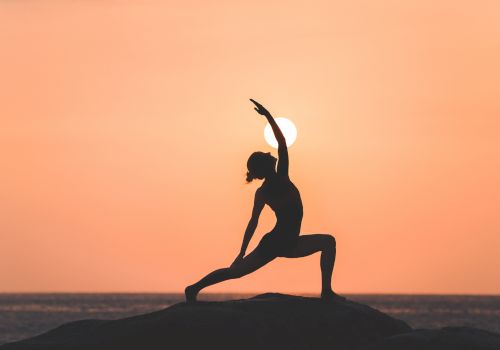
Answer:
[{"left": 185, "top": 99, "right": 342, "bottom": 302}]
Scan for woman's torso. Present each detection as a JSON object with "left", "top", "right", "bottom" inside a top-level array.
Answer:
[{"left": 260, "top": 175, "right": 303, "bottom": 236}]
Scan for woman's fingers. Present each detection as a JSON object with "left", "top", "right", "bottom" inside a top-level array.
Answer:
[
  {"left": 250, "top": 98, "right": 269, "bottom": 115},
  {"left": 250, "top": 98, "right": 263, "bottom": 109},
  {"left": 254, "top": 106, "right": 264, "bottom": 115}
]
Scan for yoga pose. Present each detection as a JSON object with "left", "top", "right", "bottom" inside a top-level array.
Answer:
[{"left": 185, "top": 99, "right": 341, "bottom": 302}]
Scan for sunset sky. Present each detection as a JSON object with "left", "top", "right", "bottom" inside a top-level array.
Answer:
[{"left": 1, "top": 0, "right": 499, "bottom": 294}]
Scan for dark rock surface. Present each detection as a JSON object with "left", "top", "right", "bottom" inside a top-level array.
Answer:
[
  {"left": 0, "top": 293, "right": 411, "bottom": 350},
  {"left": 3, "top": 293, "right": 499, "bottom": 350},
  {"left": 367, "top": 326, "right": 500, "bottom": 350}
]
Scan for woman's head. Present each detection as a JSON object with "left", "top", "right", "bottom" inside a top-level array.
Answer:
[{"left": 246, "top": 151, "right": 277, "bottom": 182}]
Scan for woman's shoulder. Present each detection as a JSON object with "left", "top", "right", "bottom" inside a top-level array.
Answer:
[
  {"left": 277, "top": 174, "right": 292, "bottom": 184},
  {"left": 259, "top": 175, "right": 291, "bottom": 191}
]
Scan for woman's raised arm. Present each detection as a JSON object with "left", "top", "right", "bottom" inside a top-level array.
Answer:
[{"left": 250, "top": 99, "right": 289, "bottom": 176}]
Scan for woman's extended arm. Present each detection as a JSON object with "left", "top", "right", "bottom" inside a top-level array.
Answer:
[
  {"left": 231, "top": 190, "right": 265, "bottom": 266},
  {"left": 250, "top": 99, "right": 289, "bottom": 176}
]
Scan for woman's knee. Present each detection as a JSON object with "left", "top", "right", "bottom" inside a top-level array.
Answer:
[{"left": 323, "top": 234, "right": 336, "bottom": 251}]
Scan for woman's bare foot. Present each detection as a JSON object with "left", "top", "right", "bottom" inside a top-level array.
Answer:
[
  {"left": 185, "top": 285, "right": 198, "bottom": 303},
  {"left": 321, "top": 289, "right": 346, "bottom": 302}
]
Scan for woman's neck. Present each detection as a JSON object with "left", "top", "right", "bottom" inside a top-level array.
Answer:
[{"left": 264, "top": 172, "right": 278, "bottom": 183}]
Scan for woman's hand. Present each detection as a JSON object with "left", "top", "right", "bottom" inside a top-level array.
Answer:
[
  {"left": 230, "top": 251, "right": 244, "bottom": 268},
  {"left": 250, "top": 99, "right": 271, "bottom": 117}
]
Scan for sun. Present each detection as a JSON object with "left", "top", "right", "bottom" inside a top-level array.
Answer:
[{"left": 264, "top": 118, "right": 297, "bottom": 148}]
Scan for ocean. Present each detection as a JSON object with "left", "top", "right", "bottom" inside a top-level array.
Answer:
[{"left": 1, "top": 293, "right": 499, "bottom": 345}]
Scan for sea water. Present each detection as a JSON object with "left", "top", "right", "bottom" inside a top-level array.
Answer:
[{"left": 1, "top": 293, "right": 499, "bottom": 345}]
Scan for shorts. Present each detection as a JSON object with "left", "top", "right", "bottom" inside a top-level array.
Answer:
[{"left": 255, "top": 231, "right": 299, "bottom": 259}]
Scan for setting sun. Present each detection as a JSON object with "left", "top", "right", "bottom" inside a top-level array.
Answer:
[{"left": 264, "top": 117, "right": 297, "bottom": 148}]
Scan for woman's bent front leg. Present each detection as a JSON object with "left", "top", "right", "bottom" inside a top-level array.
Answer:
[
  {"left": 185, "top": 248, "right": 275, "bottom": 302},
  {"left": 281, "top": 234, "right": 339, "bottom": 298}
]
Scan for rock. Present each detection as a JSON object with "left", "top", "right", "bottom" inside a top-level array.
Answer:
[
  {"left": 0, "top": 293, "right": 410, "bottom": 350},
  {"left": 366, "top": 326, "right": 500, "bottom": 350}
]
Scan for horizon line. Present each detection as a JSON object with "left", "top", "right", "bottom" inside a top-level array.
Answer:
[{"left": 1, "top": 291, "right": 500, "bottom": 297}]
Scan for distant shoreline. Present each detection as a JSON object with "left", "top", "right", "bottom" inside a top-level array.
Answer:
[{"left": 1, "top": 292, "right": 500, "bottom": 296}]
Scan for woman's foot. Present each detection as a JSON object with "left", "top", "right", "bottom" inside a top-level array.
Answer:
[
  {"left": 185, "top": 285, "right": 198, "bottom": 303},
  {"left": 321, "top": 289, "right": 346, "bottom": 302}
]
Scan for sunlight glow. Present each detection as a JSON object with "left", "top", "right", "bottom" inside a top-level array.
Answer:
[{"left": 264, "top": 118, "right": 297, "bottom": 148}]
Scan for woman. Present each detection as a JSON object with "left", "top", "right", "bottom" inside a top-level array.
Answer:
[{"left": 185, "top": 99, "right": 342, "bottom": 302}]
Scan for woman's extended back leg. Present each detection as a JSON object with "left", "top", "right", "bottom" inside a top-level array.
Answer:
[
  {"left": 281, "top": 234, "right": 339, "bottom": 298},
  {"left": 185, "top": 247, "right": 274, "bottom": 302}
]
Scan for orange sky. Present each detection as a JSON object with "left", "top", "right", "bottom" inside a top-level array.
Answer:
[{"left": 1, "top": 0, "right": 499, "bottom": 294}]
